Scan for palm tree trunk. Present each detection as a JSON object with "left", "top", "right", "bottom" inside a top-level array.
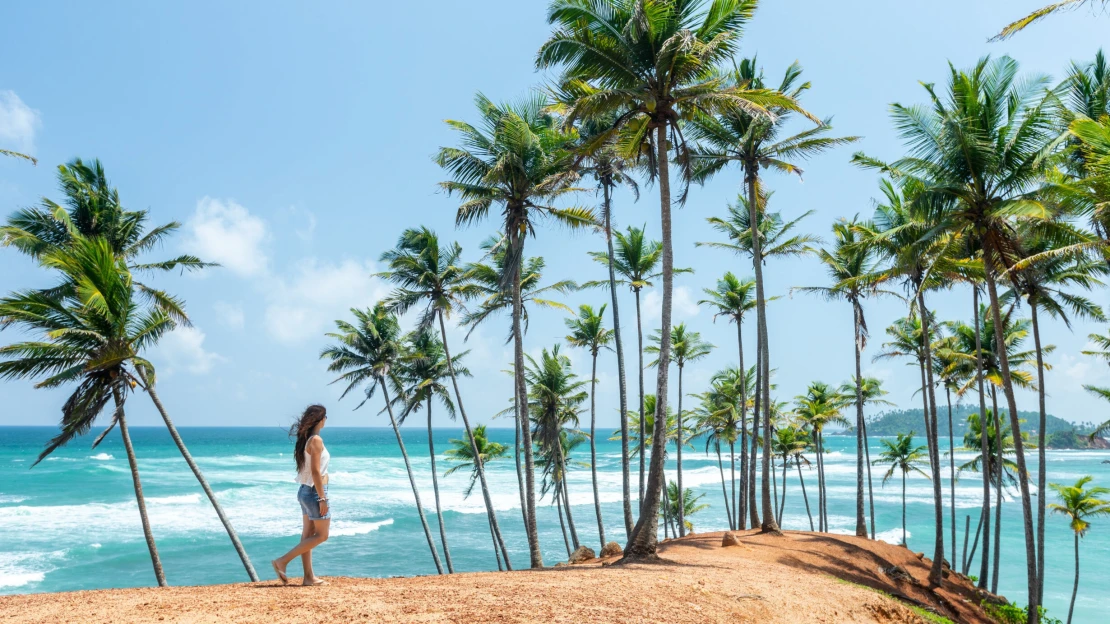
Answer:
[
  {"left": 113, "top": 389, "right": 165, "bottom": 586},
  {"left": 676, "top": 366, "right": 685, "bottom": 537},
  {"left": 945, "top": 387, "right": 957, "bottom": 568},
  {"left": 983, "top": 257, "right": 1039, "bottom": 623},
  {"left": 511, "top": 234, "right": 543, "bottom": 568},
  {"left": 381, "top": 385, "right": 443, "bottom": 575},
  {"left": 778, "top": 455, "right": 788, "bottom": 525},
  {"left": 974, "top": 287, "right": 992, "bottom": 590},
  {"left": 749, "top": 348, "right": 760, "bottom": 529},
  {"left": 816, "top": 431, "right": 825, "bottom": 532},
  {"left": 589, "top": 352, "right": 606, "bottom": 549},
  {"left": 916, "top": 290, "right": 945, "bottom": 586},
  {"left": 771, "top": 450, "right": 779, "bottom": 524},
  {"left": 623, "top": 124, "right": 672, "bottom": 559},
  {"left": 635, "top": 288, "right": 647, "bottom": 508},
  {"left": 965, "top": 512, "right": 984, "bottom": 576},
  {"left": 797, "top": 460, "right": 815, "bottom": 531},
  {"left": 557, "top": 438, "right": 580, "bottom": 550},
  {"left": 716, "top": 441, "right": 733, "bottom": 530},
  {"left": 853, "top": 303, "right": 867, "bottom": 537},
  {"left": 1030, "top": 303, "right": 1047, "bottom": 606},
  {"left": 437, "top": 313, "right": 512, "bottom": 570},
  {"left": 862, "top": 412, "right": 877, "bottom": 539},
  {"left": 137, "top": 370, "right": 258, "bottom": 582},
  {"left": 487, "top": 511, "right": 504, "bottom": 572},
  {"left": 737, "top": 323, "right": 748, "bottom": 530},
  {"left": 426, "top": 402, "right": 454, "bottom": 573},
  {"left": 729, "top": 439, "right": 738, "bottom": 531},
  {"left": 514, "top": 385, "right": 528, "bottom": 531},
  {"left": 992, "top": 388, "right": 1003, "bottom": 595},
  {"left": 602, "top": 184, "right": 634, "bottom": 538},
  {"left": 1067, "top": 533, "right": 1079, "bottom": 624},
  {"left": 902, "top": 470, "right": 907, "bottom": 546},
  {"left": 556, "top": 486, "right": 571, "bottom": 557}
]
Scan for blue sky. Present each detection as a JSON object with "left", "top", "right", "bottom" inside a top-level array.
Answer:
[{"left": 2, "top": 1, "right": 1109, "bottom": 430}]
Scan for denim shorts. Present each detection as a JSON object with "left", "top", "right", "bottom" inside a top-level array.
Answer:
[{"left": 297, "top": 484, "right": 330, "bottom": 520}]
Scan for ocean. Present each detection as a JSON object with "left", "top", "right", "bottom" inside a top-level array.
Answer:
[{"left": 0, "top": 426, "right": 1107, "bottom": 622}]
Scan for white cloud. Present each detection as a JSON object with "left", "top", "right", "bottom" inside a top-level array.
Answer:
[
  {"left": 0, "top": 91, "right": 41, "bottom": 152},
  {"left": 293, "top": 208, "right": 317, "bottom": 242},
  {"left": 184, "top": 198, "right": 269, "bottom": 277},
  {"left": 156, "top": 326, "right": 224, "bottom": 375},
  {"left": 642, "top": 286, "right": 701, "bottom": 325},
  {"left": 213, "top": 301, "right": 245, "bottom": 329},
  {"left": 264, "top": 258, "right": 387, "bottom": 344}
]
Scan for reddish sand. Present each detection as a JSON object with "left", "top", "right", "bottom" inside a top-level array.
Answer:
[{"left": 0, "top": 530, "right": 1000, "bottom": 623}]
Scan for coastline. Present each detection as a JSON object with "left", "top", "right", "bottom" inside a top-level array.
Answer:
[{"left": 0, "top": 530, "right": 1000, "bottom": 623}]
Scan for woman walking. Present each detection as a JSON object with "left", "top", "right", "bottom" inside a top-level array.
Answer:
[{"left": 273, "top": 405, "right": 331, "bottom": 586}]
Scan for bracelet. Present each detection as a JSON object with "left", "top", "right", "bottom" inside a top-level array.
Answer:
[{"left": 317, "top": 497, "right": 328, "bottom": 503}]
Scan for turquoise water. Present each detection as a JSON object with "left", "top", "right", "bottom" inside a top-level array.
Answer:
[{"left": 0, "top": 426, "right": 1107, "bottom": 622}]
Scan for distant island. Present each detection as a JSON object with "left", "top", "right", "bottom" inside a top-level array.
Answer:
[{"left": 830, "top": 405, "right": 1109, "bottom": 449}]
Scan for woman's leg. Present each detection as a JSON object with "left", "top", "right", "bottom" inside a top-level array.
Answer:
[
  {"left": 300, "top": 516, "right": 315, "bottom": 581},
  {"left": 274, "top": 518, "right": 330, "bottom": 581}
]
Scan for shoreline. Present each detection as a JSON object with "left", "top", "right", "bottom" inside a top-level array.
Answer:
[{"left": 0, "top": 530, "right": 1001, "bottom": 623}]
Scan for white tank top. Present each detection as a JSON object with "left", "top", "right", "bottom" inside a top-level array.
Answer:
[{"left": 296, "top": 435, "right": 330, "bottom": 485}]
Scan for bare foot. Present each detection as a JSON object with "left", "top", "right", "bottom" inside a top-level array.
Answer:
[
  {"left": 271, "top": 560, "right": 288, "bottom": 585},
  {"left": 303, "top": 577, "right": 328, "bottom": 586}
]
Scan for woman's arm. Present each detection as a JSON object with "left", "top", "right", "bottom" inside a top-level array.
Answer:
[{"left": 307, "top": 437, "right": 328, "bottom": 514}]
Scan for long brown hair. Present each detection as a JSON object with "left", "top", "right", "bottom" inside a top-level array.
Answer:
[{"left": 290, "top": 404, "right": 327, "bottom": 473}]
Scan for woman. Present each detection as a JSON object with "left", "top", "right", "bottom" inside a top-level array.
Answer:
[{"left": 272, "top": 404, "right": 330, "bottom": 586}]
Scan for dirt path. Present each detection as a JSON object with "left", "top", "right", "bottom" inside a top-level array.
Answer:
[{"left": 0, "top": 530, "right": 999, "bottom": 623}]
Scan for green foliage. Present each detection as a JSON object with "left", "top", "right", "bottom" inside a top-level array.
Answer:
[
  {"left": 982, "top": 601, "right": 1061, "bottom": 624},
  {"left": 863, "top": 405, "right": 1085, "bottom": 438}
]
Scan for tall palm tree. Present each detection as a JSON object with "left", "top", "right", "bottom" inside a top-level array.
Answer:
[
  {"left": 646, "top": 323, "right": 713, "bottom": 536},
  {"left": 565, "top": 304, "right": 614, "bottom": 549},
  {"left": 1048, "top": 476, "right": 1110, "bottom": 624},
  {"left": 858, "top": 57, "right": 1063, "bottom": 611},
  {"left": 793, "top": 381, "right": 849, "bottom": 532},
  {"left": 689, "top": 55, "right": 850, "bottom": 533},
  {"left": 839, "top": 376, "right": 894, "bottom": 538},
  {"left": 932, "top": 335, "right": 966, "bottom": 567},
  {"left": 796, "top": 217, "right": 889, "bottom": 537},
  {"left": 394, "top": 330, "right": 474, "bottom": 574},
  {"left": 873, "top": 433, "right": 931, "bottom": 547},
  {"left": 663, "top": 482, "right": 709, "bottom": 534},
  {"left": 565, "top": 111, "right": 640, "bottom": 536},
  {"left": 539, "top": 0, "right": 800, "bottom": 558},
  {"left": 0, "top": 235, "right": 173, "bottom": 586},
  {"left": 377, "top": 227, "right": 513, "bottom": 569},
  {"left": 525, "top": 345, "right": 589, "bottom": 551},
  {"left": 993, "top": 0, "right": 1110, "bottom": 40},
  {"left": 443, "top": 425, "right": 512, "bottom": 571},
  {"left": 694, "top": 366, "right": 748, "bottom": 530},
  {"left": 770, "top": 422, "right": 809, "bottom": 526},
  {"left": 436, "top": 94, "right": 591, "bottom": 568},
  {"left": 1, "top": 160, "right": 255, "bottom": 581},
  {"left": 698, "top": 273, "right": 756, "bottom": 528},
  {"left": 321, "top": 305, "right": 444, "bottom": 574}
]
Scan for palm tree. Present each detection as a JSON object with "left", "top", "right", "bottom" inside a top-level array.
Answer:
[
  {"left": 566, "top": 112, "right": 640, "bottom": 536},
  {"left": 858, "top": 57, "right": 1063, "bottom": 610},
  {"left": 1, "top": 160, "right": 255, "bottom": 581},
  {"left": 646, "top": 323, "right": 713, "bottom": 536},
  {"left": 443, "top": 425, "right": 512, "bottom": 571},
  {"left": 538, "top": 0, "right": 801, "bottom": 559},
  {"left": 1048, "top": 476, "right": 1110, "bottom": 624},
  {"left": 932, "top": 336, "right": 965, "bottom": 568},
  {"left": 565, "top": 304, "right": 614, "bottom": 549},
  {"left": 0, "top": 235, "right": 173, "bottom": 585},
  {"left": 689, "top": 56, "right": 850, "bottom": 533},
  {"left": 839, "top": 376, "right": 894, "bottom": 538},
  {"left": 394, "top": 330, "right": 474, "bottom": 574},
  {"left": 525, "top": 345, "right": 589, "bottom": 551},
  {"left": 693, "top": 367, "right": 748, "bottom": 530},
  {"left": 698, "top": 273, "right": 756, "bottom": 528},
  {"left": 993, "top": 0, "right": 1109, "bottom": 40},
  {"left": 796, "top": 217, "right": 889, "bottom": 537},
  {"left": 770, "top": 422, "right": 809, "bottom": 526},
  {"left": 321, "top": 304, "right": 444, "bottom": 574},
  {"left": 0, "top": 148, "right": 36, "bottom": 165},
  {"left": 539, "top": 431, "right": 591, "bottom": 555},
  {"left": 873, "top": 433, "right": 931, "bottom": 547},
  {"left": 436, "top": 94, "right": 591, "bottom": 568},
  {"left": 616, "top": 394, "right": 692, "bottom": 539},
  {"left": 377, "top": 227, "right": 512, "bottom": 570},
  {"left": 663, "top": 482, "right": 709, "bottom": 534},
  {"left": 793, "top": 381, "right": 849, "bottom": 532}
]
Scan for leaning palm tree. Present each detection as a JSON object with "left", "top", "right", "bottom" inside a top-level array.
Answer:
[
  {"left": 565, "top": 304, "right": 614, "bottom": 549},
  {"left": 839, "top": 375, "right": 894, "bottom": 538},
  {"left": 0, "top": 235, "right": 173, "bottom": 585},
  {"left": 698, "top": 273, "right": 756, "bottom": 528},
  {"left": 321, "top": 304, "right": 444, "bottom": 574},
  {"left": 376, "top": 227, "right": 512, "bottom": 570},
  {"left": 1048, "top": 476, "right": 1110, "bottom": 624},
  {"left": 436, "top": 94, "right": 591, "bottom": 568},
  {"left": 394, "top": 330, "right": 473, "bottom": 574},
  {"left": 538, "top": 0, "right": 804, "bottom": 558},
  {"left": 793, "top": 381, "right": 849, "bottom": 532},
  {"left": 646, "top": 323, "right": 713, "bottom": 536},
  {"left": 689, "top": 56, "right": 850, "bottom": 533},
  {"left": 443, "top": 425, "right": 512, "bottom": 571},
  {"left": 796, "top": 217, "right": 889, "bottom": 537},
  {"left": 993, "top": 0, "right": 1109, "bottom": 40},
  {"left": 873, "top": 433, "right": 931, "bottom": 547},
  {"left": 857, "top": 57, "right": 1063, "bottom": 610}
]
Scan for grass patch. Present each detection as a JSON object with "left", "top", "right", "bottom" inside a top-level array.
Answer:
[{"left": 827, "top": 576, "right": 955, "bottom": 624}]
